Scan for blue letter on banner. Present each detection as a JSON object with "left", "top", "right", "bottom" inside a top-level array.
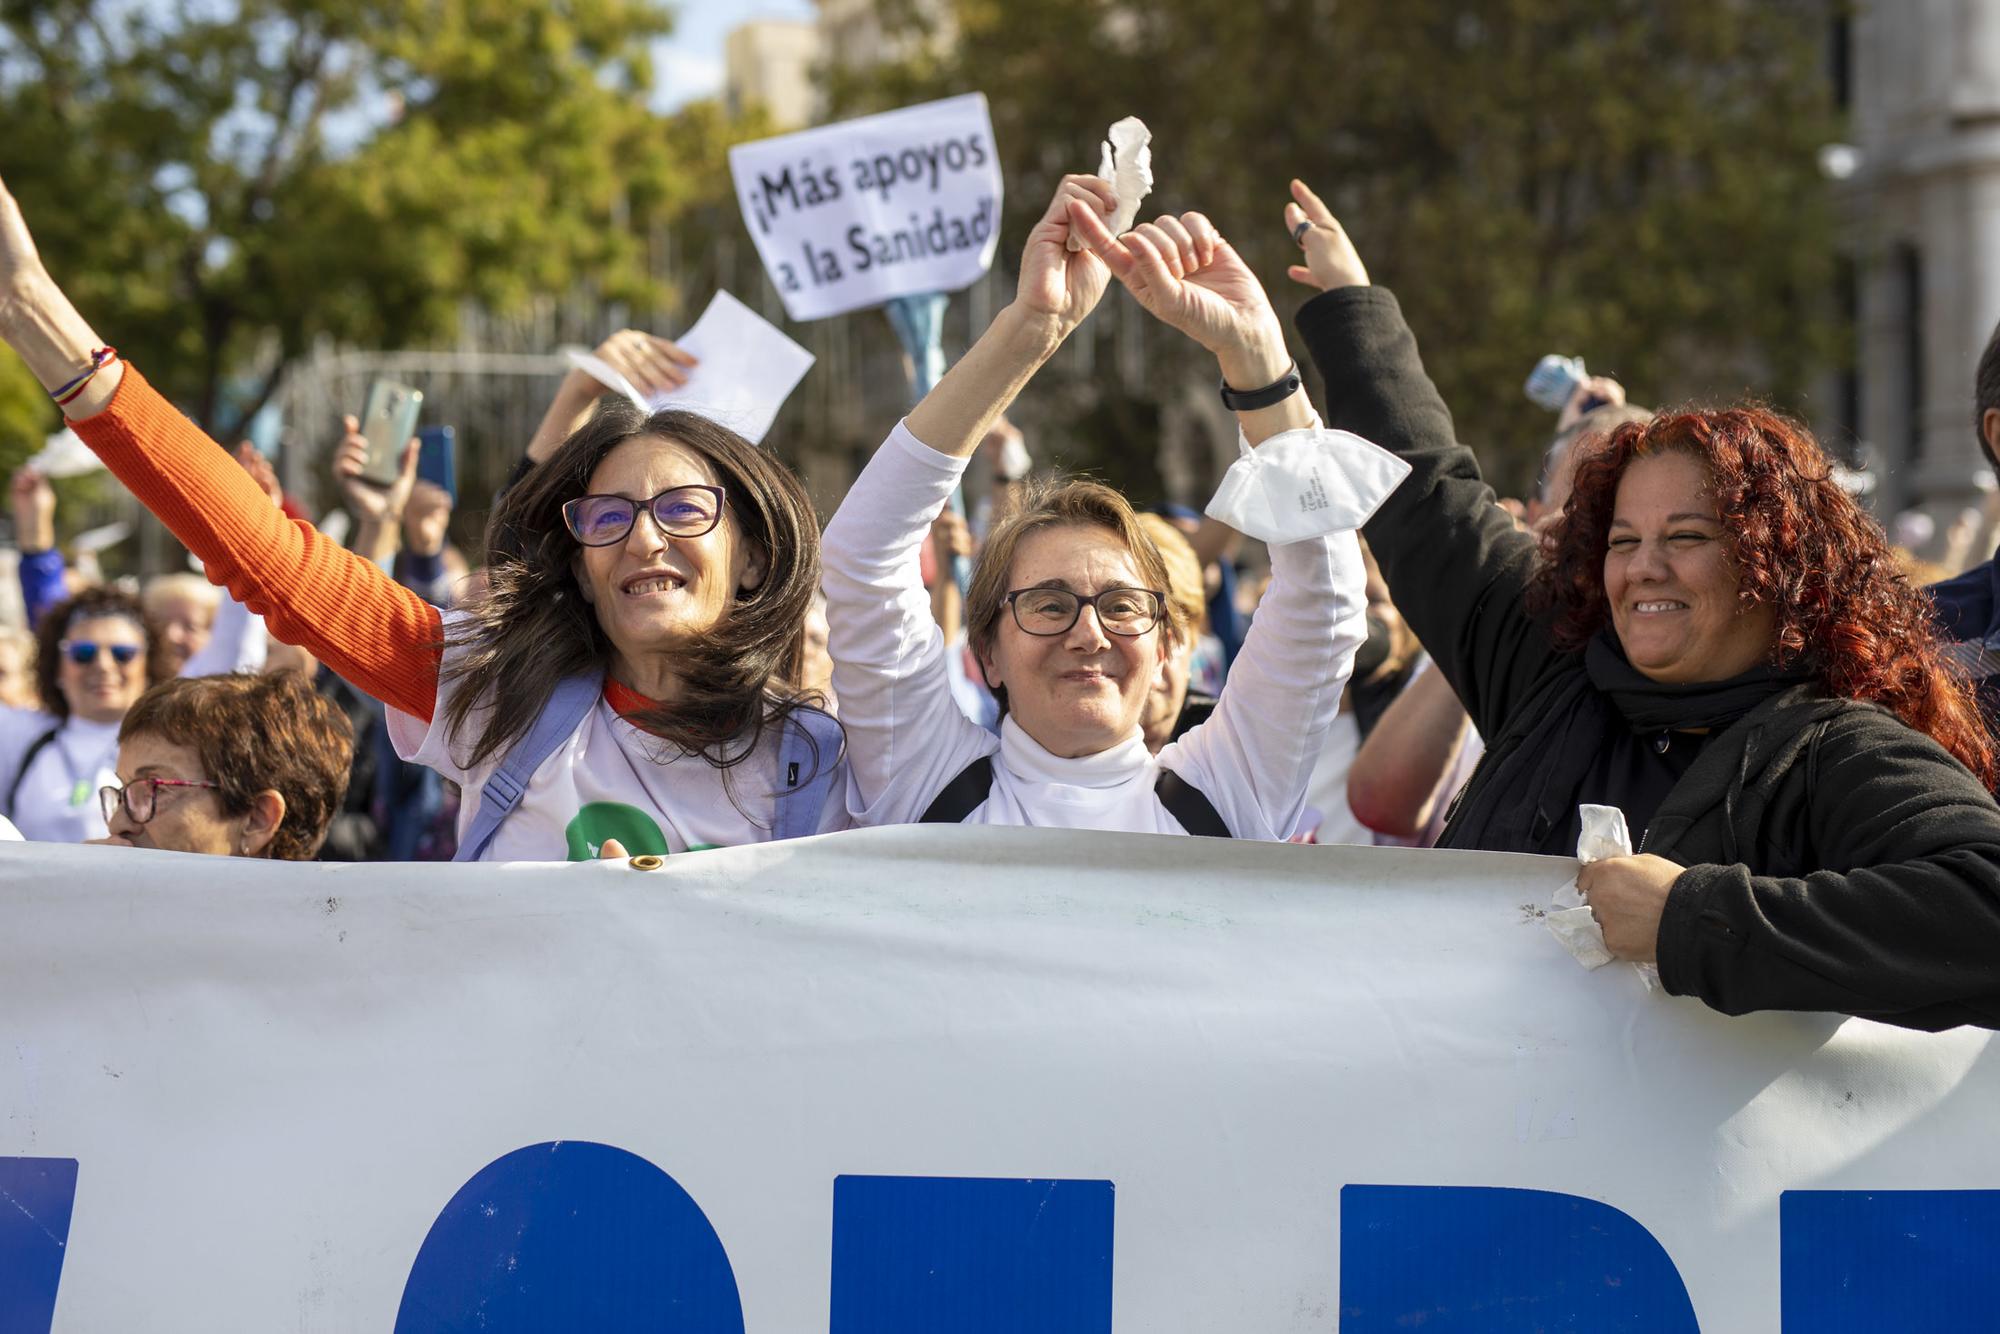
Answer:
[
  {"left": 830, "top": 1174, "right": 1115, "bottom": 1334},
  {"left": 0, "top": 1157, "right": 78, "bottom": 1334},
  {"left": 1782, "top": 1190, "right": 2000, "bottom": 1332},
  {"left": 395, "top": 1141, "right": 744, "bottom": 1333},
  {"left": 1340, "top": 1184, "right": 1699, "bottom": 1332}
]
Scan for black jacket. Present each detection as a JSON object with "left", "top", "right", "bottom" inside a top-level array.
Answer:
[{"left": 1298, "top": 286, "right": 2000, "bottom": 1031}]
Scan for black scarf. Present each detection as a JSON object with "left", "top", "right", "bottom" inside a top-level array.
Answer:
[
  {"left": 1582, "top": 634, "right": 1813, "bottom": 734},
  {"left": 1442, "top": 632, "right": 1812, "bottom": 854}
]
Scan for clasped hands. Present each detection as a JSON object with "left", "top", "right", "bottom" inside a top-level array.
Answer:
[{"left": 1015, "top": 175, "right": 1291, "bottom": 386}]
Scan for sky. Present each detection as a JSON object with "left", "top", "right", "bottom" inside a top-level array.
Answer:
[{"left": 652, "top": 0, "right": 818, "bottom": 112}]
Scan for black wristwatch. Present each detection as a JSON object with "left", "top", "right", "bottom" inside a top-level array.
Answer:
[{"left": 1218, "top": 361, "right": 1302, "bottom": 412}]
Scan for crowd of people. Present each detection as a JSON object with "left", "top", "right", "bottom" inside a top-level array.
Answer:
[{"left": 1, "top": 165, "right": 1997, "bottom": 1032}]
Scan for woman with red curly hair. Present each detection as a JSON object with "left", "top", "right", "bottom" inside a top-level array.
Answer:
[{"left": 1283, "top": 177, "right": 2000, "bottom": 1031}]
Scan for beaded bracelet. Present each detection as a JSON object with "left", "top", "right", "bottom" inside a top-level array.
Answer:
[{"left": 51, "top": 346, "right": 118, "bottom": 407}]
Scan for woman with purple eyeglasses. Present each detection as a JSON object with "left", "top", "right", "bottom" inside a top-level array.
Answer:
[
  {"left": 0, "top": 170, "right": 842, "bottom": 861},
  {"left": 0, "top": 586, "right": 168, "bottom": 842}
]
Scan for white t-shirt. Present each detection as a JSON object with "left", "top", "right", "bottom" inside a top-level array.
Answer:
[
  {"left": 822, "top": 421, "right": 1372, "bottom": 838},
  {"left": 389, "top": 616, "right": 849, "bottom": 862},
  {"left": 0, "top": 709, "right": 120, "bottom": 843}
]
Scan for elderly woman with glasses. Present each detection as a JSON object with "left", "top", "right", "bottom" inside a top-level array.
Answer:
[
  {"left": 96, "top": 672, "right": 352, "bottom": 858},
  {"left": 821, "top": 178, "right": 1403, "bottom": 836},
  {"left": 0, "top": 587, "right": 168, "bottom": 842},
  {"left": 0, "top": 173, "right": 843, "bottom": 863}
]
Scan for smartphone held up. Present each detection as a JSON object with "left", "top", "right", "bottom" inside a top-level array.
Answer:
[{"left": 358, "top": 379, "right": 423, "bottom": 487}]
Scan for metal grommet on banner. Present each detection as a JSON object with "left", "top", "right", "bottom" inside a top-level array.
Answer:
[{"left": 629, "top": 855, "right": 664, "bottom": 872}]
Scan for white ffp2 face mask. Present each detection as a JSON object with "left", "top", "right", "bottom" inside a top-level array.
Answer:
[{"left": 1204, "top": 424, "right": 1410, "bottom": 546}]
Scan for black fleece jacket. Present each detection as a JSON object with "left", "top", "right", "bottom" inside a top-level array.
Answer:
[{"left": 1297, "top": 285, "right": 2000, "bottom": 1031}]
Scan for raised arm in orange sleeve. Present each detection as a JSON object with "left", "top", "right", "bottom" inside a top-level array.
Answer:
[{"left": 68, "top": 366, "right": 442, "bottom": 721}]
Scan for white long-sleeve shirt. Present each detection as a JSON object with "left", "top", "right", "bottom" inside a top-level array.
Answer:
[{"left": 821, "top": 419, "right": 1374, "bottom": 838}]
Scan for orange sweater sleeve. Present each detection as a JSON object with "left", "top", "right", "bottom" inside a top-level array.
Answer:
[{"left": 69, "top": 366, "right": 442, "bottom": 722}]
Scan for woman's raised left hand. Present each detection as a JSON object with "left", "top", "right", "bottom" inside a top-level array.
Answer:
[
  {"left": 1577, "top": 853, "right": 1684, "bottom": 963},
  {"left": 1067, "top": 204, "right": 1289, "bottom": 384}
]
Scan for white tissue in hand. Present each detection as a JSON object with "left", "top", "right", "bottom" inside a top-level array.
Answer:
[
  {"left": 1204, "top": 426, "right": 1410, "bottom": 545},
  {"left": 1547, "top": 803, "right": 1632, "bottom": 970},
  {"left": 1068, "top": 116, "right": 1153, "bottom": 251},
  {"left": 1576, "top": 803, "right": 1633, "bottom": 864},
  {"left": 1547, "top": 907, "right": 1616, "bottom": 969}
]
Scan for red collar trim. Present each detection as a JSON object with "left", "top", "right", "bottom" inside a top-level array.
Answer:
[{"left": 603, "top": 679, "right": 663, "bottom": 720}]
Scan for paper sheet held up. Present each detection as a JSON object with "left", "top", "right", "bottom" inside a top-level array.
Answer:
[{"left": 566, "top": 291, "right": 814, "bottom": 446}]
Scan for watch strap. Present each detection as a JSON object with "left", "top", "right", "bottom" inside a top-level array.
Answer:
[{"left": 1218, "top": 362, "right": 1302, "bottom": 412}]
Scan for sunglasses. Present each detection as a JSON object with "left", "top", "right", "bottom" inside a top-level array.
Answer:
[
  {"left": 59, "top": 640, "right": 142, "bottom": 667},
  {"left": 562, "top": 486, "right": 727, "bottom": 548}
]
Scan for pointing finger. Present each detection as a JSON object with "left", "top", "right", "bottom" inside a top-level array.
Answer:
[{"left": 1291, "top": 177, "right": 1338, "bottom": 227}]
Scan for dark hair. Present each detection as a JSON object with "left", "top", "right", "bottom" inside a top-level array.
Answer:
[
  {"left": 119, "top": 672, "right": 354, "bottom": 860},
  {"left": 445, "top": 401, "right": 828, "bottom": 783},
  {"left": 34, "top": 587, "right": 169, "bottom": 723},
  {"left": 1535, "top": 406, "right": 1997, "bottom": 786},
  {"left": 1975, "top": 316, "right": 2000, "bottom": 473}
]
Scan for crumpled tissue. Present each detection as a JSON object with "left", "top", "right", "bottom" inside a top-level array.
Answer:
[
  {"left": 1550, "top": 803, "right": 1660, "bottom": 989},
  {"left": 1204, "top": 423, "right": 1411, "bottom": 545},
  {"left": 1069, "top": 116, "right": 1153, "bottom": 251}
]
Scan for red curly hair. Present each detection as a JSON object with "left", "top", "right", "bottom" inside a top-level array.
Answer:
[{"left": 1535, "top": 406, "right": 1996, "bottom": 787}]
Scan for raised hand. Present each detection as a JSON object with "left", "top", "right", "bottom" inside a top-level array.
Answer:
[
  {"left": 0, "top": 173, "right": 120, "bottom": 418},
  {"left": 573, "top": 328, "right": 697, "bottom": 403},
  {"left": 403, "top": 480, "right": 453, "bottom": 558},
  {"left": 1283, "top": 179, "right": 1369, "bottom": 292},
  {"left": 1558, "top": 376, "right": 1627, "bottom": 432},
  {"left": 930, "top": 507, "right": 973, "bottom": 563},
  {"left": 331, "top": 415, "right": 418, "bottom": 525},
  {"left": 233, "top": 441, "right": 286, "bottom": 509},
  {"left": 9, "top": 466, "right": 55, "bottom": 551},
  {"left": 1067, "top": 203, "right": 1289, "bottom": 385},
  {"left": 1016, "top": 175, "right": 1119, "bottom": 335}
]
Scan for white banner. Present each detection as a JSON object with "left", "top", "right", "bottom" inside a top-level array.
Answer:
[
  {"left": 1, "top": 830, "right": 1994, "bottom": 1331},
  {"left": 728, "top": 94, "right": 1003, "bottom": 321}
]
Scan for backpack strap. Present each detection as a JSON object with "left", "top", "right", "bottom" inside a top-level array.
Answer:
[
  {"left": 920, "top": 755, "right": 995, "bottom": 823},
  {"left": 4, "top": 727, "right": 62, "bottom": 819},
  {"left": 453, "top": 673, "right": 603, "bottom": 862},
  {"left": 771, "top": 706, "right": 845, "bottom": 841},
  {"left": 917, "top": 752, "right": 1235, "bottom": 837},
  {"left": 1154, "top": 767, "right": 1233, "bottom": 838}
]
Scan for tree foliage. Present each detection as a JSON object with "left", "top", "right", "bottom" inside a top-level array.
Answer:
[
  {"left": 0, "top": 0, "right": 703, "bottom": 435},
  {"left": 837, "top": 0, "right": 1845, "bottom": 490}
]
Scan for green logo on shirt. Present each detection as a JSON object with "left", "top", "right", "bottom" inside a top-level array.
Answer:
[{"left": 564, "top": 802, "right": 671, "bottom": 861}]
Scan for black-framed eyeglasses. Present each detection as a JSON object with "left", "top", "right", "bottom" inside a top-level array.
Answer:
[
  {"left": 562, "top": 486, "right": 727, "bottom": 548},
  {"left": 1003, "top": 586, "right": 1167, "bottom": 637},
  {"left": 99, "top": 777, "right": 221, "bottom": 826},
  {"left": 60, "top": 640, "right": 142, "bottom": 667}
]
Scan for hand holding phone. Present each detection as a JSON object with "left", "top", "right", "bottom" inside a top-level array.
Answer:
[{"left": 358, "top": 379, "right": 423, "bottom": 487}]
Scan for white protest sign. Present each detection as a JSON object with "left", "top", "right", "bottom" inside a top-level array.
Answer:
[
  {"left": 1, "top": 830, "right": 1995, "bottom": 1330},
  {"left": 729, "top": 93, "right": 1003, "bottom": 321},
  {"left": 565, "top": 291, "right": 814, "bottom": 444}
]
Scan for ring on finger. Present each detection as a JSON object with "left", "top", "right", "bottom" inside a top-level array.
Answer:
[{"left": 1292, "top": 218, "right": 1315, "bottom": 247}]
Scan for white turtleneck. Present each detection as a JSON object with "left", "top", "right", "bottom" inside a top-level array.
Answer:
[{"left": 822, "top": 419, "right": 1378, "bottom": 839}]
